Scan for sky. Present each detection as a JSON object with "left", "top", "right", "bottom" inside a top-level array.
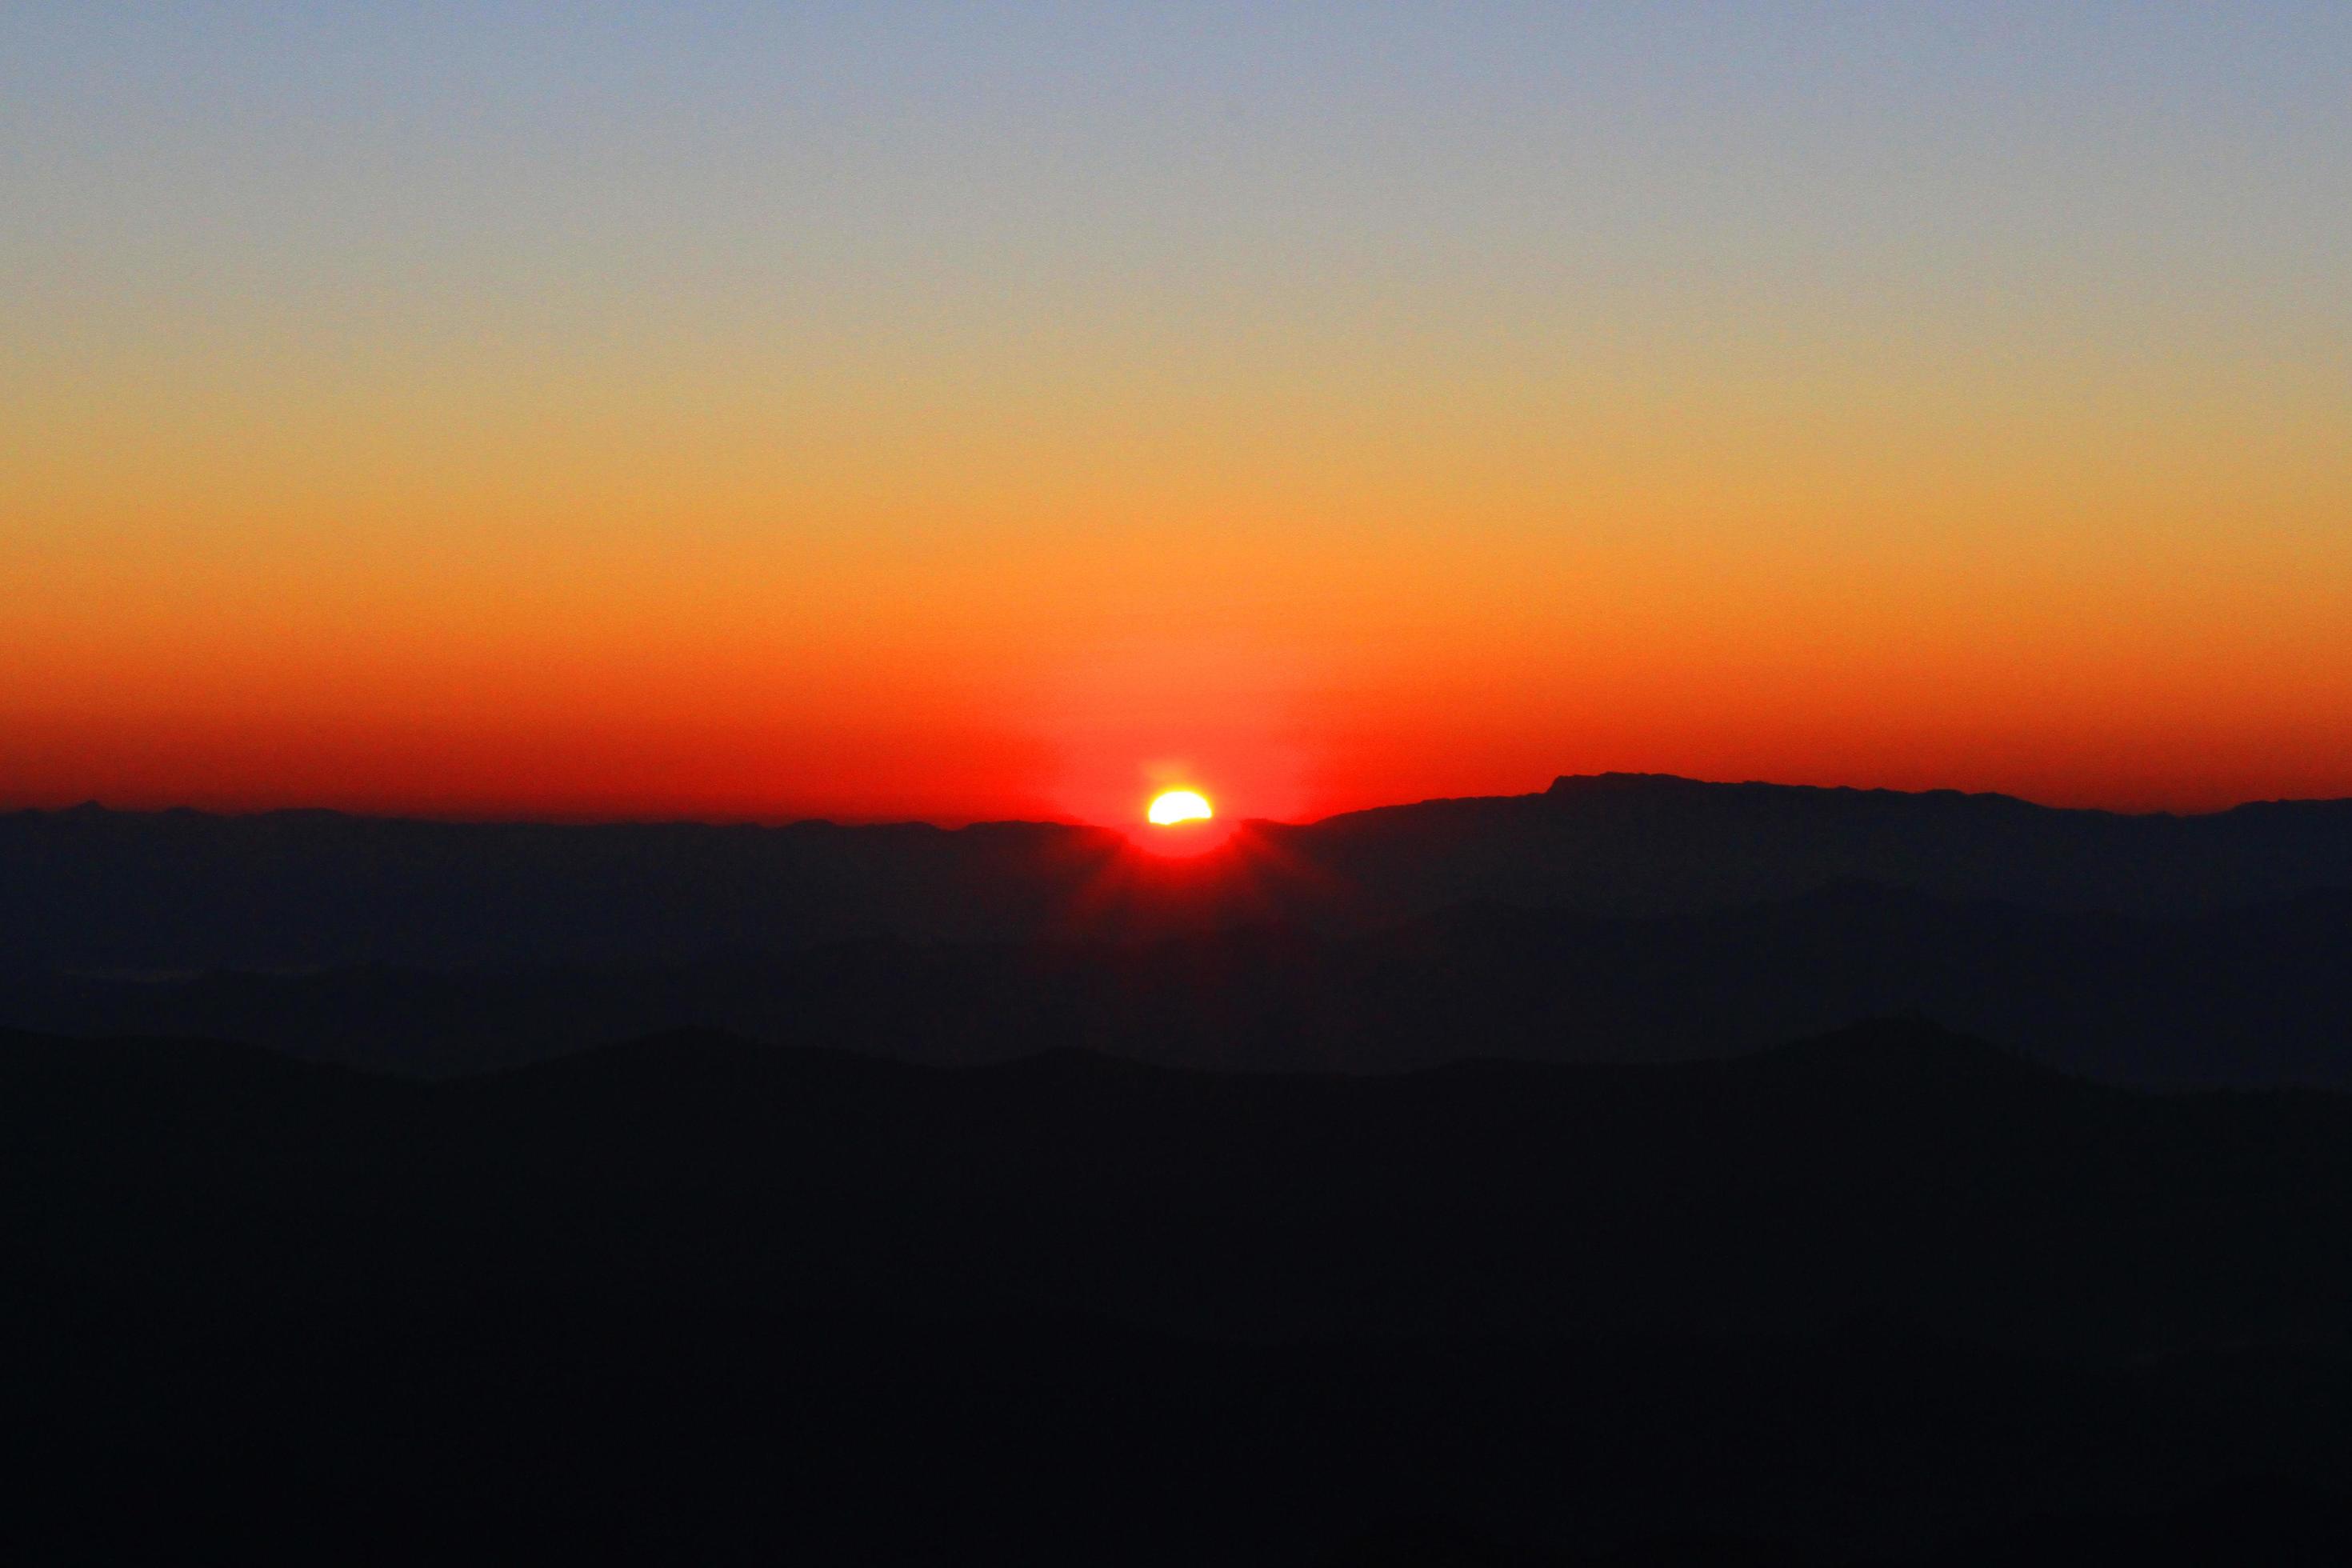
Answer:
[{"left": 5, "top": 3, "right": 2350, "bottom": 824}]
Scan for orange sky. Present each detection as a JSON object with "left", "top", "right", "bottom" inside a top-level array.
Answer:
[{"left": 6, "top": 7, "right": 2350, "bottom": 824}]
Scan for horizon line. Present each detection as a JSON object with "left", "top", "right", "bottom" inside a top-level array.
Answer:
[{"left": 10, "top": 771, "right": 2349, "bottom": 833}]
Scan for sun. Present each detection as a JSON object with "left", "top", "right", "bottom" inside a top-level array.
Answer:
[{"left": 1148, "top": 789, "right": 1214, "bottom": 826}]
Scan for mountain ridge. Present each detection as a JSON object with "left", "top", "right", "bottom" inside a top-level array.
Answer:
[
  {"left": 22, "top": 766, "right": 2352, "bottom": 835},
  {"left": 11, "top": 772, "right": 2352, "bottom": 980},
  {"left": 10, "top": 880, "right": 2348, "bottom": 1086}
]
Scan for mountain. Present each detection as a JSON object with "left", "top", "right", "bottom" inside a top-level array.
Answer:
[
  {"left": 8, "top": 882, "right": 2350, "bottom": 1086},
  {"left": 14, "top": 774, "right": 2352, "bottom": 1558},
  {"left": 7, "top": 774, "right": 2352, "bottom": 974},
  {"left": 9, "top": 1020, "right": 2352, "bottom": 1562}
]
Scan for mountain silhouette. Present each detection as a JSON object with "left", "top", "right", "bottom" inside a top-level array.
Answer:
[
  {"left": 11, "top": 775, "right": 2352, "bottom": 1560},
  {"left": 8, "top": 774, "right": 2352, "bottom": 974},
  {"left": 8, "top": 881, "right": 2350, "bottom": 1086}
]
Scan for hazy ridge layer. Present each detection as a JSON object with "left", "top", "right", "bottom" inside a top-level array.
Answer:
[{"left": 8, "top": 774, "right": 2352, "bottom": 978}]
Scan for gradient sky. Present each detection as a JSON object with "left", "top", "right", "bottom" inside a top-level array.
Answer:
[{"left": 6, "top": 3, "right": 2350, "bottom": 823}]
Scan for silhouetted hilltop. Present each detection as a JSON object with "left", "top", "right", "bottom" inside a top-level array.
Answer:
[
  {"left": 9, "top": 1018, "right": 2351, "bottom": 1563},
  {"left": 8, "top": 774, "right": 2352, "bottom": 974},
  {"left": 1293, "top": 772, "right": 2352, "bottom": 918},
  {"left": 1733, "top": 1012, "right": 2053, "bottom": 1089}
]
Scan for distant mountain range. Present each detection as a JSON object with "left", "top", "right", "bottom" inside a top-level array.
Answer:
[
  {"left": 9, "top": 1018, "right": 2352, "bottom": 1563},
  {"left": 11, "top": 774, "right": 2352, "bottom": 1560},
  {"left": 3, "top": 882, "right": 2348, "bottom": 1086},
  {"left": 9, "top": 774, "right": 2352, "bottom": 974},
  {"left": 4, "top": 790, "right": 2352, "bottom": 1086}
]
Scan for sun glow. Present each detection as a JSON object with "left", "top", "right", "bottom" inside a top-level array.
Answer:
[{"left": 1147, "top": 789, "right": 1214, "bottom": 826}]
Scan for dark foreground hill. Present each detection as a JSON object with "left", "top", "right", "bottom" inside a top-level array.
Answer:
[
  {"left": 8, "top": 773, "right": 2352, "bottom": 974},
  {"left": 9, "top": 1020, "right": 2351, "bottom": 1563}
]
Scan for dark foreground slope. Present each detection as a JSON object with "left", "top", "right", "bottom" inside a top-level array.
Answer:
[
  {"left": 8, "top": 774, "right": 2352, "bottom": 974},
  {"left": 11, "top": 882, "right": 2351, "bottom": 1085},
  {"left": 9, "top": 1022, "right": 2351, "bottom": 1563}
]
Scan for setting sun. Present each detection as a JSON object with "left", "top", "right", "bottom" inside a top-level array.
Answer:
[{"left": 1147, "top": 790, "right": 1214, "bottom": 826}]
